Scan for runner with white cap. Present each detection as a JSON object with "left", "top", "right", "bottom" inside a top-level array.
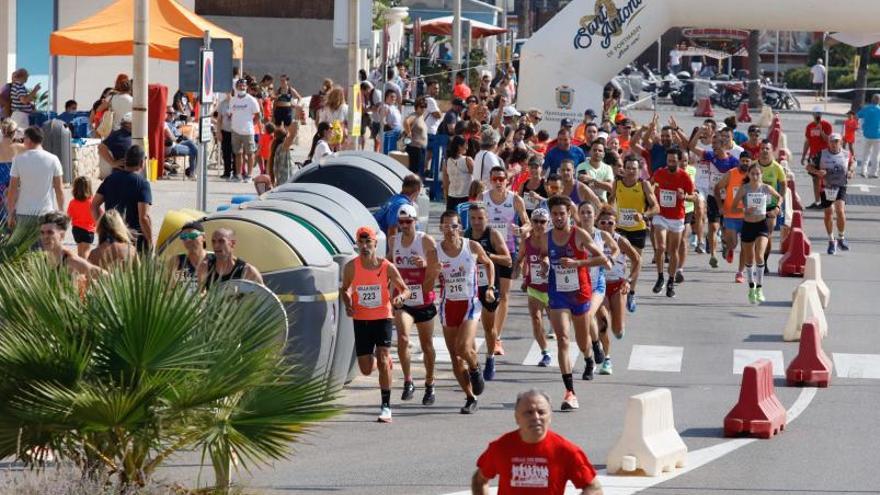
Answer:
[
  {"left": 513, "top": 207, "right": 552, "bottom": 367},
  {"left": 808, "top": 132, "right": 854, "bottom": 255}
]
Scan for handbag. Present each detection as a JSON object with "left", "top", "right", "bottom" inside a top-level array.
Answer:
[{"left": 96, "top": 95, "right": 114, "bottom": 138}]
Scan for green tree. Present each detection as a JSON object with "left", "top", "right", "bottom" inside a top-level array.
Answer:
[{"left": 0, "top": 256, "right": 340, "bottom": 491}]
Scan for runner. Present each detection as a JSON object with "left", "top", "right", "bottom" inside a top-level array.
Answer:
[
  {"left": 715, "top": 151, "right": 751, "bottom": 283},
  {"left": 545, "top": 195, "right": 607, "bottom": 410},
  {"left": 576, "top": 140, "right": 615, "bottom": 202},
  {"left": 340, "top": 226, "right": 409, "bottom": 423},
  {"left": 690, "top": 133, "right": 739, "bottom": 269},
  {"left": 595, "top": 205, "right": 640, "bottom": 375},
  {"left": 576, "top": 202, "right": 616, "bottom": 374},
  {"left": 465, "top": 202, "right": 511, "bottom": 381},
  {"left": 436, "top": 210, "right": 496, "bottom": 414},
  {"left": 560, "top": 160, "right": 600, "bottom": 211},
  {"left": 756, "top": 140, "right": 788, "bottom": 272},
  {"left": 482, "top": 166, "right": 530, "bottom": 358},
  {"left": 513, "top": 208, "right": 552, "bottom": 367},
  {"left": 608, "top": 154, "right": 657, "bottom": 313},
  {"left": 519, "top": 157, "right": 549, "bottom": 218},
  {"left": 731, "top": 164, "right": 783, "bottom": 304},
  {"left": 675, "top": 158, "right": 699, "bottom": 284},
  {"left": 389, "top": 205, "right": 440, "bottom": 405},
  {"left": 650, "top": 146, "right": 696, "bottom": 298},
  {"left": 808, "top": 133, "right": 854, "bottom": 254}
]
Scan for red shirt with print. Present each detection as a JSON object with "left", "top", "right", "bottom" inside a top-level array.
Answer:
[
  {"left": 651, "top": 166, "right": 694, "bottom": 220},
  {"left": 805, "top": 120, "right": 833, "bottom": 156},
  {"left": 477, "top": 430, "right": 597, "bottom": 495}
]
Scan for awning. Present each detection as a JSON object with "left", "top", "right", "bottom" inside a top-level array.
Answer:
[
  {"left": 829, "top": 32, "right": 880, "bottom": 48},
  {"left": 49, "top": 0, "right": 244, "bottom": 61},
  {"left": 406, "top": 15, "right": 507, "bottom": 39}
]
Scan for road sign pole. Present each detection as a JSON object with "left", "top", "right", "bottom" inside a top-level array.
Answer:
[{"left": 197, "top": 30, "right": 212, "bottom": 212}]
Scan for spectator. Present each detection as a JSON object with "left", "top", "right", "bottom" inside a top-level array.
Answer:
[
  {"left": 0, "top": 118, "right": 25, "bottom": 220},
  {"left": 360, "top": 81, "right": 383, "bottom": 152},
  {"left": 573, "top": 109, "right": 598, "bottom": 145},
  {"left": 230, "top": 78, "right": 261, "bottom": 182},
  {"left": 39, "top": 211, "right": 103, "bottom": 279},
  {"left": 471, "top": 389, "right": 603, "bottom": 495},
  {"left": 197, "top": 228, "right": 264, "bottom": 289},
  {"left": 403, "top": 96, "right": 429, "bottom": 178},
  {"left": 857, "top": 94, "right": 880, "bottom": 178},
  {"left": 375, "top": 174, "right": 422, "bottom": 237},
  {"left": 172, "top": 89, "right": 194, "bottom": 121},
  {"left": 89, "top": 87, "right": 113, "bottom": 131},
  {"left": 169, "top": 220, "right": 207, "bottom": 284},
  {"left": 216, "top": 91, "right": 235, "bottom": 179},
  {"left": 318, "top": 86, "right": 349, "bottom": 150},
  {"left": 383, "top": 67, "right": 403, "bottom": 104},
  {"left": 91, "top": 145, "right": 153, "bottom": 253},
  {"left": 67, "top": 176, "right": 98, "bottom": 257},
  {"left": 543, "top": 128, "right": 586, "bottom": 176},
  {"left": 473, "top": 127, "right": 504, "bottom": 184},
  {"left": 6, "top": 126, "right": 64, "bottom": 229},
  {"left": 269, "top": 122, "right": 299, "bottom": 186},
  {"left": 164, "top": 107, "right": 199, "bottom": 178},
  {"left": 443, "top": 135, "right": 474, "bottom": 211},
  {"left": 94, "top": 74, "right": 133, "bottom": 132},
  {"left": 98, "top": 112, "right": 133, "bottom": 177},
  {"left": 811, "top": 58, "right": 827, "bottom": 100},
  {"left": 307, "top": 122, "right": 333, "bottom": 165},
  {"left": 87, "top": 209, "right": 137, "bottom": 270},
  {"left": 308, "top": 78, "right": 334, "bottom": 124},
  {"left": 438, "top": 98, "right": 464, "bottom": 136},
  {"left": 8, "top": 69, "right": 40, "bottom": 130},
  {"left": 379, "top": 89, "right": 403, "bottom": 154},
  {"left": 453, "top": 72, "right": 472, "bottom": 100},
  {"left": 273, "top": 74, "right": 303, "bottom": 127}
]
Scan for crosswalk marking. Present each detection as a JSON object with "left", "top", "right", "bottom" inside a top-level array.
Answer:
[
  {"left": 833, "top": 353, "right": 880, "bottom": 379},
  {"left": 627, "top": 345, "right": 684, "bottom": 372},
  {"left": 392, "top": 337, "right": 485, "bottom": 364},
  {"left": 733, "top": 349, "right": 785, "bottom": 376},
  {"left": 521, "top": 340, "right": 582, "bottom": 368}
]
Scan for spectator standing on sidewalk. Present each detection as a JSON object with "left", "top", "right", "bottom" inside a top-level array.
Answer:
[
  {"left": 91, "top": 145, "right": 153, "bottom": 253},
  {"left": 6, "top": 127, "right": 64, "bottom": 230},
  {"left": 857, "top": 94, "right": 880, "bottom": 178},
  {"left": 8, "top": 69, "right": 40, "bottom": 130},
  {"left": 811, "top": 59, "right": 827, "bottom": 101}
]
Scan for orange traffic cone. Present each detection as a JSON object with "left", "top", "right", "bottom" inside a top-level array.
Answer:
[
  {"left": 737, "top": 102, "right": 752, "bottom": 122},
  {"left": 694, "top": 97, "right": 714, "bottom": 118}
]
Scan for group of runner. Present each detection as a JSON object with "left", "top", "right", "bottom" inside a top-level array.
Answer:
[{"left": 341, "top": 111, "right": 850, "bottom": 422}]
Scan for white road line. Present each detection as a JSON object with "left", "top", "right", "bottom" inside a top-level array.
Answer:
[
  {"left": 732, "top": 349, "right": 785, "bottom": 376},
  {"left": 833, "top": 353, "right": 880, "bottom": 379},
  {"left": 521, "top": 340, "right": 582, "bottom": 368},
  {"left": 441, "top": 387, "right": 819, "bottom": 495},
  {"left": 627, "top": 345, "right": 684, "bottom": 373},
  {"left": 393, "top": 337, "right": 485, "bottom": 364}
]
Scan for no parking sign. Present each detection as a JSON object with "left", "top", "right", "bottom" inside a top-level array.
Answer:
[{"left": 201, "top": 49, "right": 214, "bottom": 103}]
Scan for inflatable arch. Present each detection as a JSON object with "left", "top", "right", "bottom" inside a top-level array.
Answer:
[{"left": 519, "top": 0, "right": 879, "bottom": 129}]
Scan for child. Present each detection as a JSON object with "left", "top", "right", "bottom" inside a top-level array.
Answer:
[
  {"left": 257, "top": 122, "right": 275, "bottom": 175},
  {"left": 843, "top": 109, "right": 858, "bottom": 161},
  {"left": 67, "top": 176, "right": 98, "bottom": 257}
]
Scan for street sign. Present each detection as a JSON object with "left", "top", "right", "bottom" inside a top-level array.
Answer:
[
  {"left": 350, "top": 83, "right": 362, "bottom": 137},
  {"left": 201, "top": 49, "right": 214, "bottom": 103},
  {"left": 199, "top": 116, "right": 212, "bottom": 143},
  {"left": 179, "top": 37, "right": 233, "bottom": 93}
]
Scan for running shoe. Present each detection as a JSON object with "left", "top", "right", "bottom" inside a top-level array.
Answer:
[
  {"left": 538, "top": 353, "right": 551, "bottom": 367},
  {"left": 460, "top": 397, "right": 478, "bottom": 414},
  {"left": 401, "top": 381, "right": 415, "bottom": 401},
  {"left": 666, "top": 281, "right": 675, "bottom": 298},
  {"left": 748, "top": 287, "right": 758, "bottom": 305},
  {"left": 378, "top": 406, "right": 392, "bottom": 423},
  {"left": 582, "top": 357, "right": 595, "bottom": 380},
  {"left": 871, "top": 172, "right": 880, "bottom": 179},
  {"left": 735, "top": 271, "right": 744, "bottom": 284},
  {"left": 695, "top": 244, "right": 706, "bottom": 254},
  {"left": 493, "top": 340, "right": 505, "bottom": 356},
  {"left": 756, "top": 287, "right": 766, "bottom": 304},
  {"left": 827, "top": 240, "right": 837, "bottom": 255},
  {"left": 599, "top": 358, "right": 613, "bottom": 375},
  {"left": 422, "top": 386, "right": 436, "bottom": 406},
  {"left": 861, "top": 170, "right": 868, "bottom": 178},
  {"left": 690, "top": 233, "right": 698, "bottom": 247},
  {"left": 483, "top": 356, "right": 496, "bottom": 381},
  {"left": 763, "top": 265, "right": 770, "bottom": 275},
  {"left": 626, "top": 292, "right": 637, "bottom": 313},
  {"left": 652, "top": 275, "right": 665, "bottom": 294},
  {"left": 709, "top": 255, "right": 718, "bottom": 268},
  {"left": 469, "top": 367, "right": 485, "bottom": 396},
  {"left": 837, "top": 237, "right": 850, "bottom": 251},
  {"left": 546, "top": 330, "right": 556, "bottom": 340},
  {"left": 674, "top": 270, "right": 685, "bottom": 284},
  {"left": 592, "top": 341, "right": 605, "bottom": 365},
  {"left": 725, "top": 248, "right": 734, "bottom": 264},
  {"left": 561, "top": 391, "right": 579, "bottom": 411}
]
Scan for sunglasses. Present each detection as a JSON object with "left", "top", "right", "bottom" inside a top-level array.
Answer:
[
  {"left": 598, "top": 219, "right": 615, "bottom": 226},
  {"left": 180, "top": 231, "right": 203, "bottom": 240},
  {"left": 398, "top": 218, "right": 414, "bottom": 225},
  {"left": 443, "top": 223, "right": 461, "bottom": 230},
  {"left": 491, "top": 177, "right": 506, "bottom": 183},
  {"left": 532, "top": 219, "right": 547, "bottom": 224}
]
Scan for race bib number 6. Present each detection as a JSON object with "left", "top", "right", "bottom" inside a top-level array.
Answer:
[{"left": 554, "top": 265, "right": 580, "bottom": 292}]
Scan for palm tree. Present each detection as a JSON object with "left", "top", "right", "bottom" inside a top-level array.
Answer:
[
  {"left": 0, "top": 256, "right": 341, "bottom": 490},
  {"left": 0, "top": 217, "right": 39, "bottom": 265}
]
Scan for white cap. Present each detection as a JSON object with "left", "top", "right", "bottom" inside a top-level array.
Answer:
[
  {"left": 812, "top": 106, "right": 822, "bottom": 114},
  {"left": 597, "top": 131, "right": 610, "bottom": 141},
  {"left": 503, "top": 106, "right": 521, "bottom": 118},
  {"left": 397, "top": 204, "right": 418, "bottom": 219},
  {"left": 829, "top": 132, "right": 842, "bottom": 141}
]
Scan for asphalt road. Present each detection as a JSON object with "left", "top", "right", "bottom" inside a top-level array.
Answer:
[{"left": 154, "top": 111, "right": 880, "bottom": 494}]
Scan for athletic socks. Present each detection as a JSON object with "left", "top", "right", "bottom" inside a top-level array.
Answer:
[
  {"left": 381, "top": 389, "right": 391, "bottom": 408},
  {"left": 755, "top": 264, "right": 765, "bottom": 287},
  {"left": 745, "top": 264, "right": 755, "bottom": 288},
  {"left": 562, "top": 373, "right": 574, "bottom": 392},
  {"left": 838, "top": 231, "right": 845, "bottom": 240},
  {"left": 541, "top": 349, "right": 549, "bottom": 356}
]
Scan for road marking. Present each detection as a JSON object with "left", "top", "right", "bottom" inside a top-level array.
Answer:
[
  {"left": 441, "top": 387, "right": 818, "bottom": 495},
  {"left": 627, "top": 345, "right": 684, "bottom": 373},
  {"left": 850, "top": 183, "right": 877, "bottom": 193},
  {"left": 833, "top": 353, "right": 880, "bottom": 379},
  {"left": 733, "top": 349, "right": 785, "bottom": 376},
  {"left": 521, "top": 340, "right": 582, "bottom": 368},
  {"left": 392, "top": 337, "right": 485, "bottom": 364}
]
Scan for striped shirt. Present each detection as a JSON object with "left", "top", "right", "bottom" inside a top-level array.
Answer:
[{"left": 9, "top": 82, "right": 33, "bottom": 113}]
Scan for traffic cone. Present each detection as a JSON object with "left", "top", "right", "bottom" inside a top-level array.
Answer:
[
  {"left": 778, "top": 228, "right": 809, "bottom": 276},
  {"left": 694, "top": 97, "right": 714, "bottom": 118},
  {"left": 786, "top": 318, "right": 832, "bottom": 387},
  {"left": 781, "top": 211, "right": 805, "bottom": 254},
  {"left": 724, "top": 359, "right": 786, "bottom": 439},
  {"left": 737, "top": 102, "right": 752, "bottom": 122},
  {"left": 787, "top": 178, "right": 803, "bottom": 212}
]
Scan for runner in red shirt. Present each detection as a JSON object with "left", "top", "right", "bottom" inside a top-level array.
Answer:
[
  {"left": 472, "top": 390, "right": 603, "bottom": 495},
  {"left": 801, "top": 108, "right": 833, "bottom": 208},
  {"left": 650, "top": 146, "right": 695, "bottom": 298}
]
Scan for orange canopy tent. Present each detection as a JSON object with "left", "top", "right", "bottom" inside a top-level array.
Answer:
[{"left": 49, "top": 0, "right": 244, "bottom": 61}]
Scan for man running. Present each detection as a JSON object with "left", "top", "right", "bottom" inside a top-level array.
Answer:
[
  {"left": 650, "top": 146, "right": 695, "bottom": 298},
  {"left": 482, "top": 166, "right": 530, "bottom": 358},
  {"left": 465, "top": 202, "right": 511, "bottom": 381},
  {"left": 560, "top": 159, "right": 600, "bottom": 212},
  {"left": 514, "top": 208, "right": 552, "bottom": 367},
  {"left": 689, "top": 133, "right": 739, "bottom": 269},
  {"left": 389, "top": 204, "right": 440, "bottom": 405},
  {"left": 715, "top": 151, "right": 751, "bottom": 283},
  {"left": 757, "top": 140, "right": 787, "bottom": 271},
  {"left": 341, "top": 226, "right": 410, "bottom": 423},
  {"left": 436, "top": 210, "right": 496, "bottom": 414},
  {"left": 808, "top": 133, "right": 854, "bottom": 254},
  {"left": 545, "top": 196, "right": 607, "bottom": 410}
]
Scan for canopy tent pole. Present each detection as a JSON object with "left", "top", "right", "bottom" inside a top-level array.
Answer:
[
  {"left": 72, "top": 56, "right": 77, "bottom": 101},
  {"left": 132, "top": 0, "right": 149, "bottom": 151}
]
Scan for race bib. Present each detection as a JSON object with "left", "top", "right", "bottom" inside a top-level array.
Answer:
[
  {"left": 405, "top": 284, "right": 424, "bottom": 306},
  {"left": 356, "top": 284, "right": 382, "bottom": 308},
  {"left": 696, "top": 166, "right": 712, "bottom": 191},
  {"left": 553, "top": 265, "right": 580, "bottom": 292},
  {"left": 823, "top": 187, "right": 839, "bottom": 201},
  {"left": 524, "top": 193, "right": 540, "bottom": 210},
  {"left": 490, "top": 222, "right": 509, "bottom": 239},
  {"left": 746, "top": 192, "right": 767, "bottom": 214},
  {"left": 529, "top": 263, "right": 548, "bottom": 284},
  {"left": 445, "top": 276, "right": 469, "bottom": 301},
  {"left": 659, "top": 189, "right": 677, "bottom": 208},
  {"left": 619, "top": 208, "right": 638, "bottom": 228},
  {"left": 477, "top": 265, "right": 490, "bottom": 286}
]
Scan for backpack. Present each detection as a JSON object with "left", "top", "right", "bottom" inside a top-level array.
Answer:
[{"left": 373, "top": 194, "right": 410, "bottom": 233}]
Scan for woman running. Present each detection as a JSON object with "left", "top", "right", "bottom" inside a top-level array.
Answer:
[
  {"left": 576, "top": 202, "right": 616, "bottom": 374},
  {"left": 513, "top": 207, "right": 552, "bottom": 367}
]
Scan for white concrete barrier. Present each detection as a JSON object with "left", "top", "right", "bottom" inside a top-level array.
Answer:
[
  {"left": 800, "top": 253, "right": 830, "bottom": 309},
  {"left": 606, "top": 388, "right": 687, "bottom": 476},
  {"left": 758, "top": 106, "right": 774, "bottom": 128},
  {"left": 784, "top": 281, "right": 828, "bottom": 341}
]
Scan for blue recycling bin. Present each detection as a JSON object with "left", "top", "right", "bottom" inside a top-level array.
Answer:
[
  {"left": 231, "top": 194, "right": 257, "bottom": 205},
  {"left": 29, "top": 112, "right": 57, "bottom": 128}
]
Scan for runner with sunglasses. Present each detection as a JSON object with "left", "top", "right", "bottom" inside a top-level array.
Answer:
[
  {"left": 513, "top": 208, "right": 552, "bottom": 367},
  {"left": 435, "top": 210, "right": 496, "bottom": 414},
  {"left": 389, "top": 205, "right": 441, "bottom": 405},
  {"left": 576, "top": 202, "right": 616, "bottom": 375}
]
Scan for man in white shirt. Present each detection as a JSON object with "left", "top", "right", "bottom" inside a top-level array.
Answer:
[
  {"left": 811, "top": 59, "right": 827, "bottom": 101},
  {"left": 6, "top": 126, "right": 64, "bottom": 229},
  {"left": 424, "top": 80, "right": 443, "bottom": 135},
  {"left": 229, "top": 79, "right": 261, "bottom": 183}
]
